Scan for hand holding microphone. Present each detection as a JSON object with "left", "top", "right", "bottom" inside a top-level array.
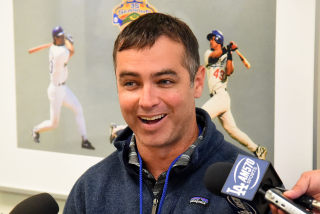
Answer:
[
  {"left": 270, "top": 170, "right": 320, "bottom": 214},
  {"left": 204, "top": 155, "right": 319, "bottom": 214}
]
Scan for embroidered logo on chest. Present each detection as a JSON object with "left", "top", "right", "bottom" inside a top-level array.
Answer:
[{"left": 189, "top": 197, "right": 209, "bottom": 206}]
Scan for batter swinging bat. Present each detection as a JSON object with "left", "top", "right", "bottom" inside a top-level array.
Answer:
[
  {"left": 28, "top": 43, "right": 52, "bottom": 54},
  {"left": 235, "top": 49, "right": 250, "bottom": 69}
]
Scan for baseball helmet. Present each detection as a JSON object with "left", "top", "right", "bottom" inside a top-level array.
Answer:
[
  {"left": 207, "top": 30, "right": 224, "bottom": 46},
  {"left": 52, "top": 26, "right": 64, "bottom": 38}
]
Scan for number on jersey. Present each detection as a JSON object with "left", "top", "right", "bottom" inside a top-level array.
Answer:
[{"left": 213, "top": 69, "right": 225, "bottom": 80}]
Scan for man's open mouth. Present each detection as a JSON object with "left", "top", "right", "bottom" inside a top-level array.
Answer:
[{"left": 140, "top": 114, "right": 166, "bottom": 124}]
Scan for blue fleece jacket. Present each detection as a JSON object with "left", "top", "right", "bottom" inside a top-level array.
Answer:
[{"left": 63, "top": 108, "right": 252, "bottom": 213}]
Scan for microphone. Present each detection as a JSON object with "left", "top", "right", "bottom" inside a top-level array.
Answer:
[
  {"left": 204, "top": 155, "right": 315, "bottom": 214},
  {"left": 9, "top": 193, "right": 59, "bottom": 214}
]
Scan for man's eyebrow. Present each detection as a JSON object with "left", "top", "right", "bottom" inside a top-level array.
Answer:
[
  {"left": 118, "top": 69, "right": 178, "bottom": 79},
  {"left": 118, "top": 71, "right": 140, "bottom": 79},
  {"left": 153, "top": 69, "right": 178, "bottom": 78}
]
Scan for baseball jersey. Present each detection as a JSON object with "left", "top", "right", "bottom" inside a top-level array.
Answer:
[
  {"left": 204, "top": 49, "right": 228, "bottom": 93},
  {"left": 49, "top": 45, "right": 69, "bottom": 86}
]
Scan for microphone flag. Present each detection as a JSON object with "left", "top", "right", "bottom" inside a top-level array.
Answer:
[{"left": 221, "top": 154, "right": 283, "bottom": 214}]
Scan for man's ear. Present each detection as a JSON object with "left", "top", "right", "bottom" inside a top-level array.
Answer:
[{"left": 193, "top": 65, "right": 206, "bottom": 98}]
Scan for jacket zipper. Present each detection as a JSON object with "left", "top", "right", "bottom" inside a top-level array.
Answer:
[{"left": 151, "top": 198, "right": 158, "bottom": 214}]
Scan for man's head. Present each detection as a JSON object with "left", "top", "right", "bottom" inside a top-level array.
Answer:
[
  {"left": 52, "top": 26, "right": 65, "bottom": 46},
  {"left": 113, "top": 13, "right": 200, "bottom": 85},
  {"left": 113, "top": 13, "right": 205, "bottom": 151},
  {"left": 207, "top": 29, "right": 224, "bottom": 49}
]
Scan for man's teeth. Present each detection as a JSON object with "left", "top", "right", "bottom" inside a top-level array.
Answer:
[{"left": 141, "top": 114, "right": 165, "bottom": 121}]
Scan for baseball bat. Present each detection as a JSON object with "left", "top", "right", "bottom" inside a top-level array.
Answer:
[
  {"left": 28, "top": 43, "right": 52, "bottom": 54},
  {"left": 235, "top": 49, "right": 250, "bottom": 69}
]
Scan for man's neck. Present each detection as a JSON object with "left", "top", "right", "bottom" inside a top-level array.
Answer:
[{"left": 136, "top": 123, "right": 199, "bottom": 180}]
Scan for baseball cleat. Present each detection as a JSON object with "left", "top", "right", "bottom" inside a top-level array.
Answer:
[
  {"left": 253, "top": 146, "right": 267, "bottom": 160},
  {"left": 109, "top": 123, "right": 117, "bottom": 144},
  {"left": 31, "top": 128, "right": 40, "bottom": 143},
  {"left": 82, "top": 139, "right": 95, "bottom": 150}
]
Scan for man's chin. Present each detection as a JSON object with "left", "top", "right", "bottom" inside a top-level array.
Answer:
[{"left": 135, "top": 134, "right": 172, "bottom": 148}]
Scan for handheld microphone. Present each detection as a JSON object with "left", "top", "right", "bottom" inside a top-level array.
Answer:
[
  {"left": 266, "top": 185, "right": 320, "bottom": 212},
  {"left": 204, "top": 155, "right": 314, "bottom": 214},
  {"left": 9, "top": 193, "right": 59, "bottom": 214}
]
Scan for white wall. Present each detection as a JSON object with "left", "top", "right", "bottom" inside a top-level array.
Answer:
[
  {"left": 275, "top": 0, "right": 316, "bottom": 188},
  {"left": 0, "top": 0, "right": 317, "bottom": 211}
]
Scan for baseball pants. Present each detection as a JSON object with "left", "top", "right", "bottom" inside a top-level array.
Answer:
[
  {"left": 201, "top": 89, "right": 257, "bottom": 152},
  {"left": 35, "top": 83, "right": 87, "bottom": 139}
]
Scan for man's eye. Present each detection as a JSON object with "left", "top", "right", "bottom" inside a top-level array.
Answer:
[
  {"left": 124, "top": 81, "right": 136, "bottom": 87},
  {"left": 158, "top": 80, "right": 173, "bottom": 85}
]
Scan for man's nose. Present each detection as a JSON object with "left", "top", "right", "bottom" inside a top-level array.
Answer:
[{"left": 139, "top": 85, "right": 160, "bottom": 109}]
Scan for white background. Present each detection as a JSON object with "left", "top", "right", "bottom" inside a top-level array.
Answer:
[
  {"left": 0, "top": 0, "right": 316, "bottom": 199},
  {"left": 274, "top": 0, "right": 315, "bottom": 188}
]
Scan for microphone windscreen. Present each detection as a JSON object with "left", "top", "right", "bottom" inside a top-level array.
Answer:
[
  {"left": 204, "top": 162, "right": 233, "bottom": 197},
  {"left": 9, "top": 193, "right": 59, "bottom": 214}
]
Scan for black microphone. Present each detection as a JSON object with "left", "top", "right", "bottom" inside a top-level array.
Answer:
[
  {"left": 9, "top": 193, "right": 59, "bottom": 214},
  {"left": 204, "top": 155, "right": 315, "bottom": 214}
]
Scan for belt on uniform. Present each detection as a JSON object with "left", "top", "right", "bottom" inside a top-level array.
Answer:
[
  {"left": 210, "top": 88, "right": 227, "bottom": 97},
  {"left": 58, "top": 82, "right": 66, "bottom": 86}
]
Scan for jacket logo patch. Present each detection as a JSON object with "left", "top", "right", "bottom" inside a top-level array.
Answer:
[{"left": 189, "top": 197, "right": 209, "bottom": 206}]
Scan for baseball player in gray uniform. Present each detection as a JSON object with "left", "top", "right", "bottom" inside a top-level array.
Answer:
[
  {"left": 201, "top": 30, "right": 267, "bottom": 159},
  {"left": 31, "top": 26, "right": 95, "bottom": 150}
]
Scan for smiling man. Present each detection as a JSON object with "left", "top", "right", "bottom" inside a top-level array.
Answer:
[
  {"left": 64, "top": 13, "right": 251, "bottom": 214},
  {"left": 116, "top": 35, "right": 204, "bottom": 179}
]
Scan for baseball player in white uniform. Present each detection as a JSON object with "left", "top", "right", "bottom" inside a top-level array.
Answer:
[
  {"left": 201, "top": 30, "right": 267, "bottom": 159},
  {"left": 31, "top": 26, "right": 95, "bottom": 150}
]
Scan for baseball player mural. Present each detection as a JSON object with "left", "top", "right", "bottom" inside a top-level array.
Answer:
[
  {"left": 201, "top": 30, "right": 267, "bottom": 160},
  {"left": 31, "top": 26, "right": 95, "bottom": 150}
]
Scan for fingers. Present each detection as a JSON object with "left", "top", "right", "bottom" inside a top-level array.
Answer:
[
  {"left": 269, "top": 203, "right": 278, "bottom": 214},
  {"left": 269, "top": 204, "right": 286, "bottom": 214},
  {"left": 284, "top": 171, "right": 312, "bottom": 199}
]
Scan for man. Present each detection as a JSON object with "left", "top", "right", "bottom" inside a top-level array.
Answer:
[
  {"left": 270, "top": 170, "right": 320, "bottom": 214},
  {"left": 31, "top": 26, "right": 95, "bottom": 150},
  {"left": 201, "top": 30, "right": 267, "bottom": 160},
  {"left": 64, "top": 13, "right": 251, "bottom": 213}
]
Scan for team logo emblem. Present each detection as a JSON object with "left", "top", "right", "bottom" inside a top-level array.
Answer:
[
  {"left": 112, "top": 0, "right": 157, "bottom": 30},
  {"left": 222, "top": 155, "right": 269, "bottom": 201},
  {"left": 232, "top": 157, "right": 261, "bottom": 190},
  {"left": 225, "top": 157, "right": 261, "bottom": 199},
  {"left": 227, "top": 196, "right": 257, "bottom": 214}
]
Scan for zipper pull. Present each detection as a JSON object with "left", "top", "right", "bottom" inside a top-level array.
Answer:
[{"left": 151, "top": 198, "right": 158, "bottom": 214}]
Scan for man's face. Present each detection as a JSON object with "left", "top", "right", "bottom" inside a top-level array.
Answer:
[
  {"left": 116, "top": 36, "right": 204, "bottom": 149},
  {"left": 210, "top": 36, "right": 219, "bottom": 49},
  {"left": 54, "top": 35, "right": 65, "bottom": 46}
]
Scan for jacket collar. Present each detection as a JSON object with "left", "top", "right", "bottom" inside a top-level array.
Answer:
[{"left": 113, "top": 108, "right": 224, "bottom": 169}]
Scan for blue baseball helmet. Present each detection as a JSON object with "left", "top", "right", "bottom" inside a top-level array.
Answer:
[
  {"left": 207, "top": 30, "right": 224, "bottom": 46},
  {"left": 52, "top": 26, "right": 64, "bottom": 38}
]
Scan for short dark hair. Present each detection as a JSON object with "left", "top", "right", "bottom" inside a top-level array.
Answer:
[{"left": 113, "top": 13, "right": 200, "bottom": 85}]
